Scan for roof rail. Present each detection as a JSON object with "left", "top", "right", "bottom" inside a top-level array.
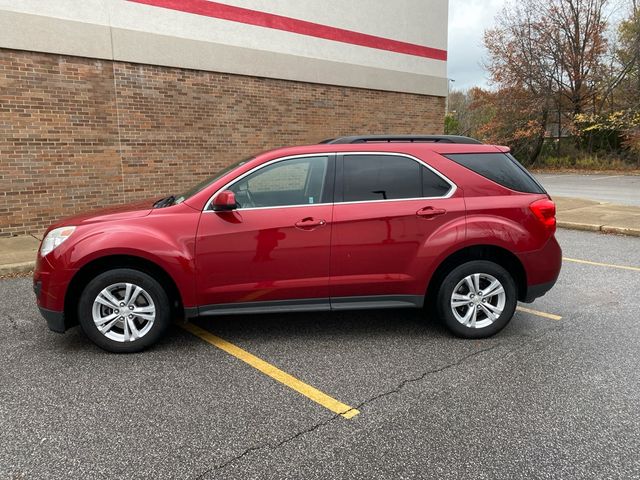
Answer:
[{"left": 320, "top": 135, "right": 482, "bottom": 145}]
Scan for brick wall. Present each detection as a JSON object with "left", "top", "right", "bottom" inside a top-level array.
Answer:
[{"left": 0, "top": 48, "right": 445, "bottom": 237}]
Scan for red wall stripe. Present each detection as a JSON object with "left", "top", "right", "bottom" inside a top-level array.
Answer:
[{"left": 126, "top": 0, "right": 447, "bottom": 61}]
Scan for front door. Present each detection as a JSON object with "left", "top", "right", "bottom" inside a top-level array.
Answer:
[{"left": 195, "top": 154, "right": 335, "bottom": 310}]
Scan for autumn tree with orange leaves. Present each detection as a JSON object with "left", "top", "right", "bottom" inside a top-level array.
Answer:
[{"left": 447, "top": 0, "right": 640, "bottom": 165}]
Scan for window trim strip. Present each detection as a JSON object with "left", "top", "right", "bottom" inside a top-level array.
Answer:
[{"left": 203, "top": 151, "right": 457, "bottom": 212}]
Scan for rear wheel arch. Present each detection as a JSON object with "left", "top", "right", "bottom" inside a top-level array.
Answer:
[
  {"left": 64, "top": 255, "right": 184, "bottom": 328},
  {"left": 426, "top": 245, "right": 528, "bottom": 304}
]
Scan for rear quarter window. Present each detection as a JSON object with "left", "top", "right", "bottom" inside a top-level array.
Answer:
[{"left": 445, "top": 153, "right": 545, "bottom": 194}]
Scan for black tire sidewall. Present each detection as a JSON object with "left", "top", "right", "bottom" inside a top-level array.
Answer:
[
  {"left": 78, "top": 268, "right": 171, "bottom": 353},
  {"left": 437, "top": 260, "right": 517, "bottom": 339}
]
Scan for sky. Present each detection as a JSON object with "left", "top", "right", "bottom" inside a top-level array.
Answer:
[
  {"left": 447, "top": 0, "right": 507, "bottom": 90},
  {"left": 446, "top": 0, "right": 629, "bottom": 91}
]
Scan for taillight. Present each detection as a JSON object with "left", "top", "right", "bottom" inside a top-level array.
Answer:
[{"left": 529, "top": 199, "right": 556, "bottom": 232}]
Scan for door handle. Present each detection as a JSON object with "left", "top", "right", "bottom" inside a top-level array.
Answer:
[
  {"left": 295, "top": 217, "right": 327, "bottom": 230},
  {"left": 416, "top": 206, "right": 447, "bottom": 219}
]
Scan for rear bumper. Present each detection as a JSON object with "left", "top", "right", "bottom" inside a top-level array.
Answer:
[
  {"left": 38, "top": 306, "right": 66, "bottom": 333},
  {"left": 518, "top": 235, "right": 562, "bottom": 303},
  {"left": 521, "top": 280, "right": 556, "bottom": 303}
]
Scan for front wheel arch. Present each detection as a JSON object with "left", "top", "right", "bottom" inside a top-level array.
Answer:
[
  {"left": 64, "top": 255, "right": 184, "bottom": 330},
  {"left": 425, "top": 245, "right": 527, "bottom": 307}
]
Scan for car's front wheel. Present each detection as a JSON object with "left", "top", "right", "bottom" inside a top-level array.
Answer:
[
  {"left": 436, "top": 260, "right": 517, "bottom": 338},
  {"left": 78, "top": 268, "right": 171, "bottom": 353}
]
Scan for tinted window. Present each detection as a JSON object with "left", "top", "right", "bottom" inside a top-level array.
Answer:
[
  {"left": 343, "top": 155, "right": 421, "bottom": 201},
  {"left": 445, "top": 153, "right": 545, "bottom": 194},
  {"left": 422, "top": 166, "right": 452, "bottom": 197},
  {"left": 342, "top": 155, "right": 452, "bottom": 201},
  {"left": 229, "top": 156, "right": 329, "bottom": 208}
]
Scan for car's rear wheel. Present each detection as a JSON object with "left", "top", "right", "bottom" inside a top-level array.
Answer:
[
  {"left": 436, "top": 260, "right": 517, "bottom": 338},
  {"left": 78, "top": 268, "right": 171, "bottom": 353}
]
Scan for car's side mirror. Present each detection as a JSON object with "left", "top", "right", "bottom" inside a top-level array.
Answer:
[{"left": 212, "top": 190, "right": 237, "bottom": 211}]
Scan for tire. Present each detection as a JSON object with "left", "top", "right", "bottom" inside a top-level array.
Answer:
[
  {"left": 436, "top": 260, "right": 517, "bottom": 339},
  {"left": 78, "top": 268, "right": 172, "bottom": 353}
]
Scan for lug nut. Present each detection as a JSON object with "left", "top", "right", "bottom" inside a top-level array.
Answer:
[
  {"left": 115, "top": 309, "right": 119, "bottom": 314},
  {"left": 129, "top": 305, "right": 134, "bottom": 310},
  {"left": 120, "top": 302, "right": 125, "bottom": 307},
  {"left": 128, "top": 314, "right": 133, "bottom": 319}
]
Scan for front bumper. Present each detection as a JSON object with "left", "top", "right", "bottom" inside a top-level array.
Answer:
[{"left": 33, "top": 252, "right": 78, "bottom": 333}]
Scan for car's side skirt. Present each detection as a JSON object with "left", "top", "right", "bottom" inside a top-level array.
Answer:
[
  {"left": 192, "top": 295, "right": 424, "bottom": 318},
  {"left": 330, "top": 295, "right": 424, "bottom": 310}
]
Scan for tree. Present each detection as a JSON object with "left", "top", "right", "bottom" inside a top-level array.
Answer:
[
  {"left": 445, "top": 88, "right": 496, "bottom": 138},
  {"left": 614, "top": 1, "right": 639, "bottom": 109},
  {"left": 544, "top": 0, "right": 609, "bottom": 115},
  {"left": 481, "top": 0, "right": 612, "bottom": 163},
  {"left": 483, "top": 1, "right": 559, "bottom": 163},
  {"left": 471, "top": 87, "right": 549, "bottom": 162}
]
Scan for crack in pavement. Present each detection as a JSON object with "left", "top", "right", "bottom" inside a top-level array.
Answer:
[
  {"left": 193, "top": 343, "right": 502, "bottom": 479},
  {"left": 198, "top": 409, "right": 347, "bottom": 478},
  {"left": 195, "top": 307, "right": 585, "bottom": 479},
  {"left": 348, "top": 343, "right": 501, "bottom": 412},
  {"left": 6, "top": 313, "right": 28, "bottom": 335}
]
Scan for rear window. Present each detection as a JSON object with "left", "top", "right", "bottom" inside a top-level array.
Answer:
[{"left": 445, "top": 153, "right": 545, "bottom": 194}]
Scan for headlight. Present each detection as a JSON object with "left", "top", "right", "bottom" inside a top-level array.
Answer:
[{"left": 40, "top": 226, "right": 76, "bottom": 257}]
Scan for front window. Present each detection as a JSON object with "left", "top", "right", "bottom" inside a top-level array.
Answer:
[
  {"left": 228, "top": 156, "right": 330, "bottom": 209},
  {"left": 174, "top": 158, "right": 252, "bottom": 205}
]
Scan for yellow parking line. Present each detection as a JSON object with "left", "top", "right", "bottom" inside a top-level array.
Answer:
[
  {"left": 563, "top": 257, "right": 640, "bottom": 272},
  {"left": 182, "top": 323, "right": 360, "bottom": 419},
  {"left": 516, "top": 306, "right": 562, "bottom": 321}
]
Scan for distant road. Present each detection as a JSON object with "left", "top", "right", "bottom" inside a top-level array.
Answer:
[{"left": 534, "top": 173, "right": 640, "bottom": 206}]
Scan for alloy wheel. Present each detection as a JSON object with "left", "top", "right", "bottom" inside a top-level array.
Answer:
[
  {"left": 450, "top": 273, "right": 506, "bottom": 329},
  {"left": 91, "top": 282, "right": 156, "bottom": 342}
]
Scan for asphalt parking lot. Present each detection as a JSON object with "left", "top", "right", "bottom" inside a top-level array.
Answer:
[
  {"left": 1, "top": 229, "right": 639, "bottom": 479},
  {"left": 536, "top": 173, "right": 640, "bottom": 206}
]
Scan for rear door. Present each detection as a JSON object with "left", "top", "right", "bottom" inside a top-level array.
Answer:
[{"left": 329, "top": 153, "right": 466, "bottom": 307}]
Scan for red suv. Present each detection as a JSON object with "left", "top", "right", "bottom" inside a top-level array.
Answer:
[{"left": 34, "top": 135, "right": 561, "bottom": 352}]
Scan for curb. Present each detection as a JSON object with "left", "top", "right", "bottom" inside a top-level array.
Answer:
[
  {"left": 0, "top": 261, "right": 35, "bottom": 276},
  {"left": 558, "top": 221, "right": 640, "bottom": 237},
  {"left": 601, "top": 225, "right": 640, "bottom": 237}
]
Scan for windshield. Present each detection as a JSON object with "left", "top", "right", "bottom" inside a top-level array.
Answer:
[{"left": 174, "top": 158, "right": 252, "bottom": 205}]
